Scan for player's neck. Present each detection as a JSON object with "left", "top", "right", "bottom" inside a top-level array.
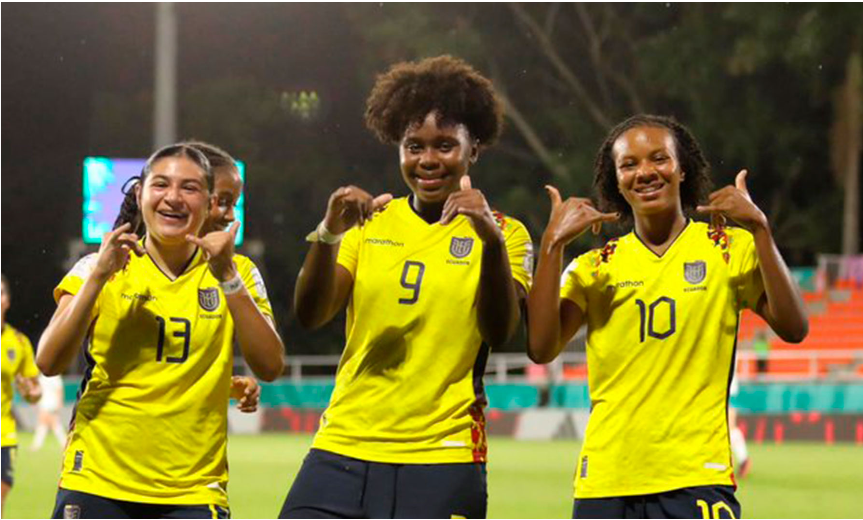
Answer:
[
  {"left": 410, "top": 195, "right": 445, "bottom": 224},
  {"left": 144, "top": 235, "right": 198, "bottom": 280},
  {"left": 633, "top": 209, "right": 688, "bottom": 255}
]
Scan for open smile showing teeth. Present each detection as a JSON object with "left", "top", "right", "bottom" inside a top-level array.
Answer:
[
  {"left": 414, "top": 173, "right": 450, "bottom": 189},
  {"left": 157, "top": 210, "right": 188, "bottom": 222},
  {"left": 635, "top": 183, "right": 664, "bottom": 194}
]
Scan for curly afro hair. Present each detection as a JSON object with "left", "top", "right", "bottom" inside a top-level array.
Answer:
[
  {"left": 364, "top": 55, "right": 504, "bottom": 146},
  {"left": 593, "top": 114, "right": 713, "bottom": 219}
]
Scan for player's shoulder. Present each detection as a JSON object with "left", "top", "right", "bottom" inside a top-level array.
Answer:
[
  {"left": 67, "top": 252, "right": 100, "bottom": 279},
  {"left": 232, "top": 253, "right": 257, "bottom": 272},
  {"left": 490, "top": 209, "right": 527, "bottom": 233},
  {"left": 699, "top": 221, "right": 755, "bottom": 259}
]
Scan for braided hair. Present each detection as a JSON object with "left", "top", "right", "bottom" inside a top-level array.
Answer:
[
  {"left": 112, "top": 143, "right": 213, "bottom": 233},
  {"left": 593, "top": 114, "right": 712, "bottom": 219}
]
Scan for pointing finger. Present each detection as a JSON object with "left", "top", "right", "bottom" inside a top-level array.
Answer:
[
  {"left": 229, "top": 221, "right": 240, "bottom": 239},
  {"left": 460, "top": 175, "right": 472, "bottom": 191},
  {"left": 735, "top": 169, "right": 749, "bottom": 193},
  {"left": 372, "top": 193, "right": 393, "bottom": 211},
  {"left": 545, "top": 185, "right": 562, "bottom": 208}
]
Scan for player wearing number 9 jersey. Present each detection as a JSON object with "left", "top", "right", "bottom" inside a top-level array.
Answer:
[
  {"left": 38, "top": 143, "right": 285, "bottom": 519},
  {"left": 527, "top": 115, "right": 808, "bottom": 519},
  {"left": 281, "top": 56, "right": 532, "bottom": 519}
]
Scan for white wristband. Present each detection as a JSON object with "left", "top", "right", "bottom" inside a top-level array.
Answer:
[
  {"left": 306, "top": 220, "right": 345, "bottom": 245},
  {"left": 219, "top": 275, "right": 244, "bottom": 295}
]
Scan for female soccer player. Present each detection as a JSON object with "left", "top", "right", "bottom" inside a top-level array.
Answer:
[
  {"left": 527, "top": 115, "right": 808, "bottom": 519},
  {"left": 1, "top": 274, "right": 43, "bottom": 515},
  {"left": 37, "top": 143, "right": 284, "bottom": 519},
  {"left": 282, "top": 56, "right": 533, "bottom": 519}
]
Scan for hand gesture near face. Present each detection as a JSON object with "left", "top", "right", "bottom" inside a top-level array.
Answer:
[
  {"left": 440, "top": 176, "right": 503, "bottom": 244},
  {"left": 92, "top": 223, "right": 146, "bottom": 282},
  {"left": 542, "top": 186, "right": 619, "bottom": 251},
  {"left": 230, "top": 376, "right": 261, "bottom": 413},
  {"left": 15, "top": 375, "right": 41, "bottom": 404},
  {"left": 696, "top": 170, "right": 768, "bottom": 232},
  {"left": 186, "top": 221, "right": 240, "bottom": 282},
  {"left": 323, "top": 186, "right": 393, "bottom": 235}
]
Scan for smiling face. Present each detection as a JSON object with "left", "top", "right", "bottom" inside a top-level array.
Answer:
[
  {"left": 205, "top": 166, "right": 243, "bottom": 233},
  {"left": 399, "top": 112, "right": 478, "bottom": 210},
  {"left": 613, "top": 126, "right": 685, "bottom": 217},
  {"left": 137, "top": 156, "right": 213, "bottom": 245}
]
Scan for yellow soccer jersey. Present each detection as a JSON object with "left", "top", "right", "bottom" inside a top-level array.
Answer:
[
  {"left": 54, "top": 248, "right": 272, "bottom": 506},
  {"left": 2, "top": 325, "right": 40, "bottom": 447},
  {"left": 312, "top": 196, "right": 533, "bottom": 464},
  {"left": 561, "top": 221, "right": 764, "bottom": 498}
]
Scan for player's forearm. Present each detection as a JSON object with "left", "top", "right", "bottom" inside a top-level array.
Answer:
[
  {"left": 227, "top": 290, "right": 285, "bottom": 382},
  {"left": 37, "top": 275, "right": 105, "bottom": 376},
  {"left": 477, "top": 238, "right": 520, "bottom": 347},
  {"left": 752, "top": 225, "right": 808, "bottom": 343},
  {"left": 526, "top": 237, "right": 567, "bottom": 364},
  {"left": 294, "top": 243, "right": 342, "bottom": 329}
]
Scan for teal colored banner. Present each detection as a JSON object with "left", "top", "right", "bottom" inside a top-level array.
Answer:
[{"left": 36, "top": 381, "right": 863, "bottom": 413}]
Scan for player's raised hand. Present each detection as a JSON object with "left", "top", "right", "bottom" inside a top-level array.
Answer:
[
  {"left": 696, "top": 169, "right": 768, "bottom": 232},
  {"left": 92, "top": 223, "right": 146, "bottom": 281},
  {"left": 231, "top": 376, "right": 261, "bottom": 413},
  {"left": 542, "top": 185, "right": 619, "bottom": 252},
  {"left": 440, "top": 175, "right": 504, "bottom": 244},
  {"left": 186, "top": 221, "right": 239, "bottom": 282},
  {"left": 323, "top": 186, "right": 393, "bottom": 235}
]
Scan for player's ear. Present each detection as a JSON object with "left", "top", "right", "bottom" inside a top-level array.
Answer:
[{"left": 469, "top": 139, "right": 480, "bottom": 165}]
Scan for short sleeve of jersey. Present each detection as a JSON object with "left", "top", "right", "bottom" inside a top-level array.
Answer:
[
  {"left": 503, "top": 218, "right": 534, "bottom": 292},
  {"left": 729, "top": 228, "right": 765, "bottom": 312},
  {"left": 236, "top": 256, "right": 275, "bottom": 320},
  {"left": 17, "top": 333, "right": 39, "bottom": 379},
  {"left": 336, "top": 227, "right": 361, "bottom": 277},
  {"left": 54, "top": 254, "right": 101, "bottom": 315},
  {"left": 560, "top": 249, "right": 600, "bottom": 312}
]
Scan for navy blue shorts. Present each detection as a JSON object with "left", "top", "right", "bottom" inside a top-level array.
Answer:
[
  {"left": 573, "top": 485, "right": 740, "bottom": 519},
  {"left": 51, "top": 489, "right": 230, "bottom": 519},
  {"left": 279, "top": 449, "right": 487, "bottom": 519},
  {"left": 1, "top": 447, "right": 15, "bottom": 486}
]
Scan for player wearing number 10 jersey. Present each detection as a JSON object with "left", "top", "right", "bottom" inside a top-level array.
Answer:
[
  {"left": 282, "top": 56, "right": 532, "bottom": 519},
  {"left": 528, "top": 115, "right": 808, "bottom": 519},
  {"left": 38, "top": 144, "right": 284, "bottom": 519}
]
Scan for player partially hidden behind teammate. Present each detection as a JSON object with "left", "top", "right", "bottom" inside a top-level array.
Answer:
[
  {"left": 281, "top": 56, "right": 533, "bottom": 518},
  {"left": 527, "top": 115, "right": 808, "bottom": 519},
  {"left": 37, "top": 143, "right": 285, "bottom": 519},
  {"left": 1, "top": 274, "right": 43, "bottom": 516}
]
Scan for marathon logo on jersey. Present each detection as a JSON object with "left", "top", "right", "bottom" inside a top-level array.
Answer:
[
  {"left": 63, "top": 505, "right": 81, "bottom": 519},
  {"left": 6, "top": 348, "right": 15, "bottom": 362},
  {"left": 580, "top": 456, "right": 588, "bottom": 478},
  {"left": 199, "top": 288, "right": 221, "bottom": 312},
  {"left": 73, "top": 450, "right": 84, "bottom": 472},
  {"left": 450, "top": 237, "right": 474, "bottom": 258},
  {"left": 684, "top": 261, "right": 707, "bottom": 284}
]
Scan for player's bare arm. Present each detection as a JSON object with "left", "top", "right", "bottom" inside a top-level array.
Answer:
[
  {"left": 697, "top": 170, "right": 808, "bottom": 343},
  {"left": 294, "top": 185, "right": 391, "bottom": 330},
  {"left": 37, "top": 223, "right": 144, "bottom": 376},
  {"left": 441, "top": 175, "right": 521, "bottom": 346},
  {"left": 527, "top": 186, "right": 619, "bottom": 364},
  {"left": 188, "top": 222, "right": 286, "bottom": 381}
]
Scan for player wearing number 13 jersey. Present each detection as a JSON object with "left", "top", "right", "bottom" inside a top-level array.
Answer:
[
  {"left": 528, "top": 115, "right": 808, "bottom": 519},
  {"left": 38, "top": 144, "right": 284, "bottom": 519},
  {"left": 282, "top": 56, "right": 532, "bottom": 519}
]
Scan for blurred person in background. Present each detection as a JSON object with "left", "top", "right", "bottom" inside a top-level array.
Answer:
[
  {"left": 37, "top": 144, "right": 283, "bottom": 519},
  {"left": 727, "top": 373, "right": 751, "bottom": 479},
  {"left": 752, "top": 328, "right": 770, "bottom": 376},
  {"left": 1, "top": 274, "right": 43, "bottom": 515},
  {"left": 30, "top": 373, "right": 66, "bottom": 451},
  {"left": 527, "top": 115, "right": 807, "bottom": 518},
  {"left": 283, "top": 55, "right": 533, "bottom": 519}
]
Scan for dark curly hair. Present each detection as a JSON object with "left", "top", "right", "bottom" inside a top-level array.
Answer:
[
  {"left": 593, "top": 114, "right": 712, "bottom": 219},
  {"left": 113, "top": 143, "right": 213, "bottom": 234},
  {"left": 364, "top": 55, "right": 504, "bottom": 146}
]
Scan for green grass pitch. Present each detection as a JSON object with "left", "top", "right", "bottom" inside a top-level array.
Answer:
[{"left": 5, "top": 433, "right": 860, "bottom": 518}]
